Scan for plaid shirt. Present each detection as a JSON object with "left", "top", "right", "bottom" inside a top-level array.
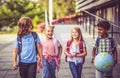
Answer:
[
  {"left": 94, "top": 37, "right": 116, "bottom": 54},
  {"left": 98, "top": 38, "right": 112, "bottom": 53}
]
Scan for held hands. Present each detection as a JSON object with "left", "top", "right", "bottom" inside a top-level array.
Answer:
[
  {"left": 68, "top": 52, "right": 77, "bottom": 58},
  {"left": 38, "top": 60, "right": 43, "bottom": 68}
]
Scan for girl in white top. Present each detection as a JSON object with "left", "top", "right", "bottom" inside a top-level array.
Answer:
[{"left": 64, "top": 27, "right": 87, "bottom": 78}]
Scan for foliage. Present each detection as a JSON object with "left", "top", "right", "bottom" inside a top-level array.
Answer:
[
  {"left": 38, "top": 0, "right": 75, "bottom": 19},
  {"left": 0, "top": 0, "right": 44, "bottom": 29},
  {"left": 53, "top": 0, "right": 75, "bottom": 19},
  {"left": 0, "top": 0, "right": 75, "bottom": 30}
]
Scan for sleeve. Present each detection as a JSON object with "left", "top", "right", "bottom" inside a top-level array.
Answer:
[
  {"left": 14, "top": 38, "right": 18, "bottom": 49},
  {"left": 82, "top": 41, "right": 86, "bottom": 48}
]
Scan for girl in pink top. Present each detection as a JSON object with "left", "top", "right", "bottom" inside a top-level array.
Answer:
[{"left": 42, "top": 26, "right": 62, "bottom": 78}]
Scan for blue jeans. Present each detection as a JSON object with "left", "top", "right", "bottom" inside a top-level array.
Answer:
[
  {"left": 69, "top": 62, "right": 83, "bottom": 78},
  {"left": 42, "top": 59, "right": 56, "bottom": 78},
  {"left": 19, "top": 62, "right": 37, "bottom": 78}
]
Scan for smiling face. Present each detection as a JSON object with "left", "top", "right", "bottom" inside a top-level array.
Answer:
[
  {"left": 71, "top": 28, "right": 79, "bottom": 40},
  {"left": 98, "top": 26, "right": 107, "bottom": 37},
  {"left": 45, "top": 26, "right": 54, "bottom": 39}
]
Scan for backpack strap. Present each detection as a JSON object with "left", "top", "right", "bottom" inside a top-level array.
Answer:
[
  {"left": 31, "top": 32, "right": 38, "bottom": 54},
  {"left": 96, "top": 37, "right": 101, "bottom": 47},
  {"left": 65, "top": 40, "right": 71, "bottom": 62},
  {"left": 95, "top": 37, "right": 101, "bottom": 55},
  {"left": 53, "top": 38, "right": 59, "bottom": 55},
  {"left": 79, "top": 41, "right": 83, "bottom": 53},
  {"left": 17, "top": 36, "right": 22, "bottom": 62},
  {"left": 108, "top": 37, "right": 115, "bottom": 54},
  {"left": 66, "top": 40, "right": 71, "bottom": 52}
]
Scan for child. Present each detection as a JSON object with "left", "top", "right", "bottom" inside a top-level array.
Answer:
[
  {"left": 91, "top": 21, "right": 117, "bottom": 78},
  {"left": 13, "top": 17, "right": 43, "bottom": 78},
  {"left": 42, "top": 26, "right": 62, "bottom": 78},
  {"left": 37, "top": 23, "right": 46, "bottom": 42},
  {"left": 64, "top": 27, "right": 87, "bottom": 78}
]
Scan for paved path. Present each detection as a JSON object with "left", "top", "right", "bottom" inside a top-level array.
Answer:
[{"left": 0, "top": 24, "right": 120, "bottom": 78}]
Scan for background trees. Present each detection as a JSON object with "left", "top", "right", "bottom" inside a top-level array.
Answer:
[{"left": 0, "top": 0, "right": 75, "bottom": 30}]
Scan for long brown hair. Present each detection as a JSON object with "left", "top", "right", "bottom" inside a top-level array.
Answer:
[
  {"left": 17, "top": 17, "right": 33, "bottom": 37},
  {"left": 70, "top": 27, "right": 84, "bottom": 44}
]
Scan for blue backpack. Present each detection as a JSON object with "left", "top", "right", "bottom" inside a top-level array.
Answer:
[{"left": 95, "top": 37, "right": 115, "bottom": 55}]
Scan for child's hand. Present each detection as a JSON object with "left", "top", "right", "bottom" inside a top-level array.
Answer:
[
  {"left": 58, "top": 58, "right": 61, "bottom": 64},
  {"left": 91, "top": 57, "right": 95, "bottom": 63},
  {"left": 13, "top": 63, "right": 18, "bottom": 70},
  {"left": 71, "top": 53, "right": 76, "bottom": 57},
  {"left": 68, "top": 54, "right": 73, "bottom": 58},
  {"left": 40, "top": 61, "right": 43, "bottom": 68},
  {"left": 38, "top": 59, "right": 43, "bottom": 67}
]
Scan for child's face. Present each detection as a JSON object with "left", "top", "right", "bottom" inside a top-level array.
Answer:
[
  {"left": 71, "top": 29, "right": 79, "bottom": 40},
  {"left": 38, "top": 25, "right": 45, "bottom": 33},
  {"left": 45, "top": 27, "right": 53, "bottom": 39},
  {"left": 98, "top": 26, "right": 107, "bottom": 37}
]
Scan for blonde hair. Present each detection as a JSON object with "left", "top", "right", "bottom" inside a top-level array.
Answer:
[
  {"left": 17, "top": 17, "right": 33, "bottom": 37},
  {"left": 70, "top": 27, "right": 84, "bottom": 43},
  {"left": 44, "top": 26, "right": 55, "bottom": 32}
]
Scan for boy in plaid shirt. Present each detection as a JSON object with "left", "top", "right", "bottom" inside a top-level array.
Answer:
[{"left": 91, "top": 21, "right": 117, "bottom": 78}]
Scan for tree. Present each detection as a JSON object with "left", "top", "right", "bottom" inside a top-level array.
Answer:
[
  {"left": 0, "top": 0, "right": 76, "bottom": 29},
  {"left": 0, "top": 0, "right": 45, "bottom": 28},
  {"left": 38, "top": 0, "right": 75, "bottom": 19},
  {"left": 53, "top": 0, "right": 75, "bottom": 19}
]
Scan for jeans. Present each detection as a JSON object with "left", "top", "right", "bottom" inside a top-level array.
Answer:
[
  {"left": 42, "top": 59, "right": 56, "bottom": 78},
  {"left": 69, "top": 62, "right": 83, "bottom": 78},
  {"left": 19, "top": 62, "right": 37, "bottom": 78}
]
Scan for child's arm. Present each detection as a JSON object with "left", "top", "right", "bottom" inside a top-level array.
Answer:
[
  {"left": 76, "top": 47, "right": 87, "bottom": 57},
  {"left": 91, "top": 47, "right": 96, "bottom": 63},
  {"left": 13, "top": 48, "right": 18, "bottom": 70},
  {"left": 64, "top": 49, "right": 73, "bottom": 58},
  {"left": 113, "top": 47, "right": 117, "bottom": 65},
  {"left": 37, "top": 43, "right": 43, "bottom": 67},
  {"left": 58, "top": 45, "right": 62, "bottom": 63}
]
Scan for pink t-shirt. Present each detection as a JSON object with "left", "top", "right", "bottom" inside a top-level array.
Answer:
[{"left": 42, "top": 38, "right": 60, "bottom": 56}]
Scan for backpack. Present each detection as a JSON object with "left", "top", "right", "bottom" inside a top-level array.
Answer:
[
  {"left": 95, "top": 37, "right": 115, "bottom": 55},
  {"left": 65, "top": 40, "right": 85, "bottom": 64},
  {"left": 17, "top": 32, "right": 38, "bottom": 62}
]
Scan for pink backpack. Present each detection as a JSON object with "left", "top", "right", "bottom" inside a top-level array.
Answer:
[{"left": 65, "top": 40, "right": 85, "bottom": 64}]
